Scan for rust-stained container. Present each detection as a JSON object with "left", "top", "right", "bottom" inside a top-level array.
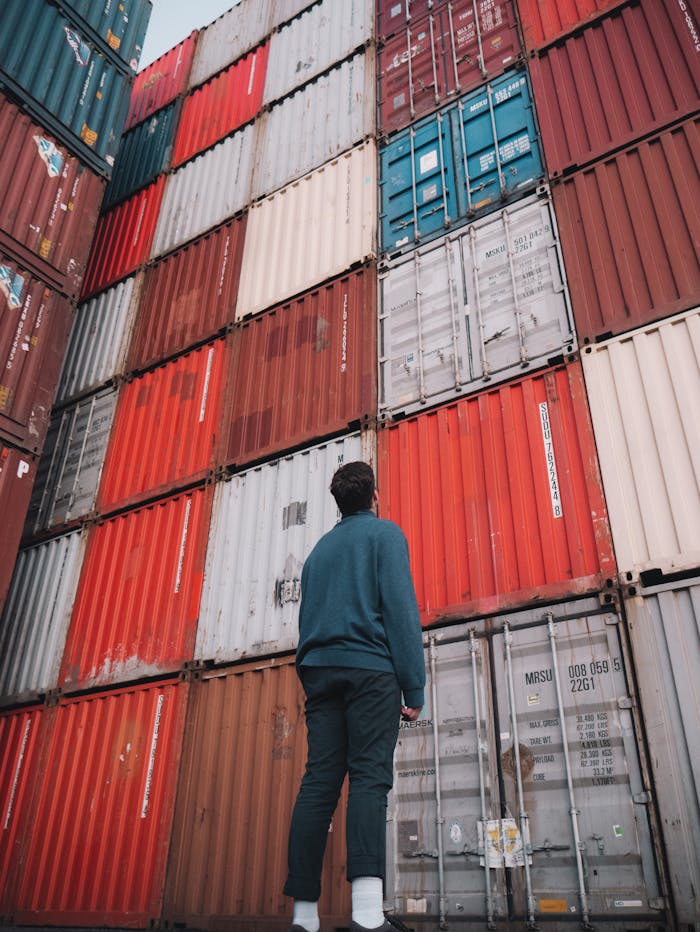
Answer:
[
  {"left": 81, "top": 176, "right": 165, "bottom": 299},
  {"left": 0, "top": 93, "right": 105, "bottom": 299},
  {"left": 377, "top": 362, "right": 617, "bottom": 625},
  {"left": 0, "top": 445, "right": 37, "bottom": 617},
  {"left": 7, "top": 679, "right": 187, "bottom": 928},
  {"left": 530, "top": 0, "right": 700, "bottom": 177},
  {"left": 128, "top": 216, "right": 247, "bottom": 371},
  {"left": 516, "top": 0, "right": 637, "bottom": 51},
  {"left": 552, "top": 117, "right": 700, "bottom": 343},
  {"left": 125, "top": 32, "right": 197, "bottom": 131},
  {"left": 163, "top": 658, "right": 351, "bottom": 929},
  {"left": 224, "top": 266, "right": 376, "bottom": 468},
  {"left": 59, "top": 486, "right": 212, "bottom": 691},
  {"left": 97, "top": 339, "right": 228, "bottom": 513},
  {"left": 171, "top": 41, "right": 268, "bottom": 168}
]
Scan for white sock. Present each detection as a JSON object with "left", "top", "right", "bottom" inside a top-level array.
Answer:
[
  {"left": 352, "top": 875, "right": 384, "bottom": 929},
  {"left": 292, "top": 899, "right": 319, "bottom": 932}
]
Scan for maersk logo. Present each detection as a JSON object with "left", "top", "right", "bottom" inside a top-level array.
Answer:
[
  {"left": 33, "top": 135, "right": 63, "bottom": 178},
  {"left": 63, "top": 26, "right": 91, "bottom": 66}
]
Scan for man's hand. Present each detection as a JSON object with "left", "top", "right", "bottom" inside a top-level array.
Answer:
[{"left": 401, "top": 706, "right": 423, "bottom": 722}]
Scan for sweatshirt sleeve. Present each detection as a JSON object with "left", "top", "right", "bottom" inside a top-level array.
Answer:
[{"left": 378, "top": 523, "right": 426, "bottom": 708}]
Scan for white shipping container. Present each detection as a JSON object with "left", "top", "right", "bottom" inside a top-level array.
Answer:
[
  {"left": 188, "top": 1, "right": 271, "bottom": 89},
  {"left": 236, "top": 140, "right": 377, "bottom": 319},
  {"left": 253, "top": 50, "right": 375, "bottom": 200},
  {"left": 379, "top": 190, "right": 576, "bottom": 418},
  {"left": 581, "top": 307, "right": 700, "bottom": 581},
  {"left": 196, "top": 431, "right": 372, "bottom": 664},
  {"left": 267, "top": 0, "right": 320, "bottom": 33},
  {"left": 151, "top": 125, "right": 255, "bottom": 260}
]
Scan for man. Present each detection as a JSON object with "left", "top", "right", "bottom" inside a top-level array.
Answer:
[{"left": 284, "top": 461, "right": 426, "bottom": 932}]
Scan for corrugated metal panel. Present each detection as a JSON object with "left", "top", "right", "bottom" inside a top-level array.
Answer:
[
  {"left": 196, "top": 432, "right": 368, "bottom": 664},
  {"left": 11, "top": 679, "right": 187, "bottom": 927},
  {"left": 251, "top": 50, "right": 375, "bottom": 200},
  {"left": 377, "top": 362, "right": 616, "bottom": 625},
  {"left": 163, "top": 659, "right": 351, "bottom": 927},
  {"left": 97, "top": 340, "right": 227, "bottom": 512},
  {"left": 81, "top": 177, "right": 165, "bottom": 299},
  {"left": 624, "top": 578, "right": 700, "bottom": 928},
  {"left": 379, "top": 190, "right": 576, "bottom": 418},
  {"left": 263, "top": 0, "right": 373, "bottom": 105},
  {"left": 56, "top": 276, "right": 140, "bottom": 404},
  {"left": 530, "top": 0, "right": 700, "bottom": 178},
  {"left": 237, "top": 141, "right": 377, "bottom": 319},
  {"left": 581, "top": 308, "right": 700, "bottom": 581},
  {"left": 0, "top": 0, "right": 132, "bottom": 177},
  {"left": 551, "top": 118, "right": 700, "bottom": 343},
  {"left": 0, "top": 532, "right": 87, "bottom": 702},
  {"left": 172, "top": 42, "right": 268, "bottom": 168},
  {"left": 267, "top": 0, "right": 321, "bottom": 32},
  {"left": 60, "top": 486, "right": 213, "bottom": 690},
  {"left": 516, "top": 0, "right": 641, "bottom": 52},
  {"left": 129, "top": 216, "right": 246, "bottom": 371},
  {"left": 0, "top": 446, "right": 37, "bottom": 617},
  {"left": 188, "top": 3, "right": 271, "bottom": 90},
  {"left": 57, "top": 0, "right": 151, "bottom": 73},
  {"left": 151, "top": 125, "right": 255, "bottom": 260},
  {"left": 225, "top": 266, "right": 376, "bottom": 468},
  {"left": 377, "top": 0, "right": 438, "bottom": 40},
  {"left": 125, "top": 32, "right": 197, "bottom": 130},
  {"left": 0, "top": 252, "right": 74, "bottom": 453},
  {"left": 380, "top": 70, "right": 544, "bottom": 255},
  {"left": 25, "top": 387, "right": 117, "bottom": 535},
  {"left": 0, "top": 94, "right": 105, "bottom": 299},
  {"left": 378, "top": 0, "right": 522, "bottom": 135}
]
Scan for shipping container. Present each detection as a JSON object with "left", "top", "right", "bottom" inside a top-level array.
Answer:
[
  {"left": 377, "top": 362, "right": 616, "bottom": 625},
  {"left": 378, "top": 0, "right": 522, "bottom": 135},
  {"left": 59, "top": 486, "right": 212, "bottom": 690},
  {"left": 263, "top": 0, "right": 373, "bottom": 105},
  {"left": 188, "top": 2, "right": 271, "bottom": 90},
  {"left": 252, "top": 50, "right": 375, "bottom": 200},
  {"left": 0, "top": 94, "right": 105, "bottom": 299},
  {"left": 0, "top": 446, "right": 37, "bottom": 617},
  {"left": 128, "top": 215, "right": 246, "bottom": 371},
  {"left": 530, "top": 0, "right": 700, "bottom": 178},
  {"left": 624, "top": 577, "right": 700, "bottom": 929},
  {"left": 377, "top": 0, "right": 445, "bottom": 41},
  {"left": 54, "top": 0, "right": 151, "bottom": 73},
  {"left": 237, "top": 140, "right": 377, "bottom": 319},
  {"left": 0, "top": 532, "right": 87, "bottom": 703},
  {"left": 150, "top": 124, "right": 255, "bottom": 260},
  {"left": 516, "top": 0, "right": 648, "bottom": 52},
  {"left": 0, "top": 0, "right": 132, "bottom": 177},
  {"left": 0, "top": 252, "right": 74, "bottom": 453},
  {"left": 171, "top": 42, "right": 268, "bottom": 168},
  {"left": 387, "top": 598, "right": 666, "bottom": 929},
  {"left": 379, "top": 190, "right": 576, "bottom": 418},
  {"left": 125, "top": 32, "right": 197, "bottom": 130},
  {"left": 163, "top": 658, "right": 351, "bottom": 929},
  {"left": 196, "top": 432, "right": 368, "bottom": 665},
  {"left": 551, "top": 118, "right": 700, "bottom": 343},
  {"left": 81, "top": 176, "right": 165, "bottom": 299},
  {"left": 581, "top": 308, "right": 700, "bottom": 583},
  {"left": 7, "top": 679, "right": 187, "bottom": 928},
  {"left": 268, "top": 0, "right": 327, "bottom": 33},
  {"left": 380, "top": 70, "right": 544, "bottom": 255}
]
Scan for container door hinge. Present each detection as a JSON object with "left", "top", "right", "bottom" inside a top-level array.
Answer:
[
  {"left": 633, "top": 791, "right": 651, "bottom": 805},
  {"left": 404, "top": 849, "right": 439, "bottom": 859},
  {"left": 648, "top": 897, "right": 667, "bottom": 911},
  {"left": 617, "top": 696, "right": 633, "bottom": 709}
]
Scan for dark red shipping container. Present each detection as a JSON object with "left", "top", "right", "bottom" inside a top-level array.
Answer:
[
  {"left": 224, "top": 265, "right": 377, "bottom": 468},
  {"left": 125, "top": 32, "right": 197, "bottom": 130},
  {"left": 377, "top": 362, "right": 616, "bottom": 625},
  {"left": 0, "top": 445, "right": 37, "bottom": 615},
  {"left": 552, "top": 117, "right": 700, "bottom": 342},
  {"left": 530, "top": 0, "right": 700, "bottom": 176},
  {"left": 377, "top": 0, "right": 445, "bottom": 41},
  {"left": 515, "top": 0, "right": 628, "bottom": 50},
  {"left": 171, "top": 41, "right": 269, "bottom": 168},
  {"left": 128, "top": 214, "right": 247, "bottom": 371}
]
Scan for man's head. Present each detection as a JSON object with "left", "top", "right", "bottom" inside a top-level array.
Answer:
[{"left": 330, "top": 461, "right": 376, "bottom": 516}]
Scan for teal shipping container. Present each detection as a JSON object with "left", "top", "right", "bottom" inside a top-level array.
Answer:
[{"left": 53, "top": 0, "right": 151, "bottom": 73}]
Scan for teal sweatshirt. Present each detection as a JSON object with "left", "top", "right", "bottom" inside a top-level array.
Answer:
[{"left": 297, "top": 509, "right": 425, "bottom": 708}]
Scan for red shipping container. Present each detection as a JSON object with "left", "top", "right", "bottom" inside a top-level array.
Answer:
[
  {"left": 60, "top": 487, "right": 213, "bottom": 691},
  {"left": 377, "top": 0, "right": 446, "bottom": 41},
  {"left": 530, "top": 0, "right": 700, "bottom": 176},
  {"left": 81, "top": 176, "right": 165, "bottom": 299},
  {"left": 8, "top": 680, "right": 187, "bottom": 928},
  {"left": 98, "top": 339, "right": 228, "bottom": 512},
  {"left": 377, "top": 362, "right": 616, "bottom": 625},
  {"left": 171, "top": 41, "right": 269, "bottom": 168},
  {"left": 128, "top": 214, "right": 247, "bottom": 371},
  {"left": 0, "top": 251, "right": 73, "bottom": 453},
  {"left": 515, "top": 0, "right": 628, "bottom": 50},
  {"left": 0, "top": 445, "right": 37, "bottom": 615},
  {"left": 224, "top": 265, "right": 377, "bottom": 468},
  {"left": 378, "top": 0, "right": 522, "bottom": 135},
  {"left": 125, "top": 32, "right": 198, "bottom": 131},
  {"left": 552, "top": 117, "right": 700, "bottom": 342}
]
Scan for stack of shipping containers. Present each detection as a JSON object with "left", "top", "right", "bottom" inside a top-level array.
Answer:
[{"left": 0, "top": 0, "right": 698, "bottom": 929}]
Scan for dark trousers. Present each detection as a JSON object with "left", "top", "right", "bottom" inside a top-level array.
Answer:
[{"left": 283, "top": 666, "right": 402, "bottom": 902}]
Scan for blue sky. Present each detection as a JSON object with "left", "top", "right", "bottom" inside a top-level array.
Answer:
[{"left": 139, "top": 0, "right": 242, "bottom": 68}]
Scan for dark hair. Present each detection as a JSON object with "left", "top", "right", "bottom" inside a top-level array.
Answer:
[{"left": 330, "top": 461, "right": 375, "bottom": 516}]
